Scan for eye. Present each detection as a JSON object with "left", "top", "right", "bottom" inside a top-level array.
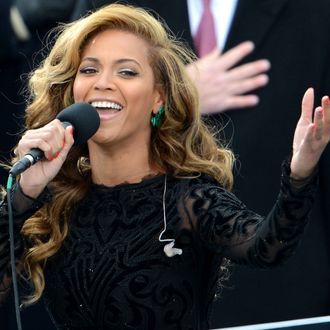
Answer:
[
  {"left": 79, "top": 66, "right": 98, "bottom": 74},
  {"left": 118, "top": 69, "right": 138, "bottom": 77}
]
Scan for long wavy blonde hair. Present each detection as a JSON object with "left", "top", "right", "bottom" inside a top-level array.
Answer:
[{"left": 14, "top": 3, "right": 235, "bottom": 304}]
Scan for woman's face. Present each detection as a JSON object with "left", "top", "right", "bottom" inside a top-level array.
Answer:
[{"left": 73, "top": 29, "right": 163, "bottom": 148}]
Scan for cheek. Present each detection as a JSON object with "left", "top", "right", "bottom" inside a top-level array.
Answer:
[
  {"left": 132, "top": 88, "right": 158, "bottom": 111},
  {"left": 72, "top": 79, "right": 86, "bottom": 101}
]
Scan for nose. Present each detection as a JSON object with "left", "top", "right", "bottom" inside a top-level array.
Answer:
[{"left": 94, "top": 71, "right": 115, "bottom": 91}]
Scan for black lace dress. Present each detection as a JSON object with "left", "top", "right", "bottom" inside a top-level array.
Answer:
[{"left": 0, "top": 163, "right": 317, "bottom": 329}]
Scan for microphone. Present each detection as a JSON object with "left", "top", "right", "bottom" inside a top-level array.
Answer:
[{"left": 9, "top": 103, "right": 100, "bottom": 177}]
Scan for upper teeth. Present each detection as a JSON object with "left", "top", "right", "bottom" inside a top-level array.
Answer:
[{"left": 91, "top": 101, "right": 122, "bottom": 110}]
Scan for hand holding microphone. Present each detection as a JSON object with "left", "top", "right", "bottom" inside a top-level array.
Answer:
[{"left": 11, "top": 103, "right": 100, "bottom": 198}]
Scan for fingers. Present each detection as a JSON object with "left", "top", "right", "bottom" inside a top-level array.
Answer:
[
  {"left": 321, "top": 95, "right": 330, "bottom": 125},
  {"left": 218, "top": 59, "right": 269, "bottom": 97},
  {"left": 227, "top": 73, "right": 269, "bottom": 96},
  {"left": 38, "top": 120, "right": 66, "bottom": 160},
  {"left": 312, "top": 96, "right": 330, "bottom": 141},
  {"left": 223, "top": 95, "right": 260, "bottom": 110},
  {"left": 216, "top": 41, "right": 255, "bottom": 70},
  {"left": 302, "top": 96, "right": 330, "bottom": 148},
  {"left": 301, "top": 88, "right": 314, "bottom": 121},
  {"left": 228, "top": 59, "right": 271, "bottom": 81},
  {"left": 202, "top": 45, "right": 270, "bottom": 100},
  {"left": 56, "top": 126, "right": 74, "bottom": 160},
  {"left": 313, "top": 107, "right": 324, "bottom": 140},
  {"left": 290, "top": 90, "right": 330, "bottom": 179},
  {"left": 46, "top": 124, "right": 74, "bottom": 161},
  {"left": 16, "top": 119, "right": 74, "bottom": 161}
]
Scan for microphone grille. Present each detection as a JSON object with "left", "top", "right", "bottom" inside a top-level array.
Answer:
[{"left": 56, "top": 103, "right": 100, "bottom": 145}]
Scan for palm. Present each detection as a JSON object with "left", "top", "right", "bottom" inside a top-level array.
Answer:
[
  {"left": 292, "top": 89, "right": 314, "bottom": 153},
  {"left": 291, "top": 88, "right": 330, "bottom": 178}
]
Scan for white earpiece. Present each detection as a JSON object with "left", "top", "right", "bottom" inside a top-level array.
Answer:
[
  {"left": 163, "top": 241, "right": 183, "bottom": 258},
  {"left": 159, "top": 175, "right": 183, "bottom": 258}
]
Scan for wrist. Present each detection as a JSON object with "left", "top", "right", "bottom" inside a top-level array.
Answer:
[
  {"left": 289, "top": 165, "right": 316, "bottom": 181},
  {"left": 289, "top": 166, "right": 318, "bottom": 190},
  {"left": 18, "top": 179, "right": 47, "bottom": 199}
]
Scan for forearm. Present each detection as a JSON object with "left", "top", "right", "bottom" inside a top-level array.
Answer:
[{"left": 232, "top": 160, "right": 318, "bottom": 267}]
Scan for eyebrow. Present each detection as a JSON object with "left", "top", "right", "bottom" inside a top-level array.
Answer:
[{"left": 80, "top": 57, "right": 142, "bottom": 68}]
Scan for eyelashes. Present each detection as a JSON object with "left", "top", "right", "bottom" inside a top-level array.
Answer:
[
  {"left": 118, "top": 69, "right": 138, "bottom": 77},
  {"left": 78, "top": 67, "right": 138, "bottom": 77},
  {"left": 79, "top": 67, "right": 97, "bottom": 74}
]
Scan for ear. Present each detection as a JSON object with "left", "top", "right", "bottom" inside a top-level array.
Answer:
[{"left": 152, "top": 87, "right": 165, "bottom": 115}]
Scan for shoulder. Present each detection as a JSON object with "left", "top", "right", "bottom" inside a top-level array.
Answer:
[
  {"left": 171, "top": 174, "right": 245, "bottom": 209},
  {"left": 170, "top": 173, "right": 221, "bottom": 191}
]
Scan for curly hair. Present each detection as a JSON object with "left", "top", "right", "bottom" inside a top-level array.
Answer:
[{"left": 13, "top": 3, "right": 235, "bottom": 304}]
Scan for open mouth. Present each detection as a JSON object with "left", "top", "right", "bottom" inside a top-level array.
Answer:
[{"left": 90, "top": 101, "right": 123, "bottom": 112}]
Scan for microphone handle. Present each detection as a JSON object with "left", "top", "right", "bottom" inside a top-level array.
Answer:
[{"left": 9, "top": 148, "right": 44, "bottom": 177}]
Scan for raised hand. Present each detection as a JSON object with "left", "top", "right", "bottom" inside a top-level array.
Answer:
[
  {"left": 291, "top": 88, "right": 330, "bottom": 179},
  {"left": 13, "top": 119, "right": 74, "bottom": 198},
  {"left": 186, "top": 41, "right": 271, "bottom": 114}
]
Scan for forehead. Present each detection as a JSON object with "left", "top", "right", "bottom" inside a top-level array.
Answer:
[{"left": 82, "top": 29, "right": 151, "bottom": 61}]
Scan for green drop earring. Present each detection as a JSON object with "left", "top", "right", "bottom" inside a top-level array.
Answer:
[{"left": 151, "top": 105, "right": 165, "bottom": 128}]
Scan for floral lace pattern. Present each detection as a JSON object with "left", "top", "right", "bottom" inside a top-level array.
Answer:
[{"left": 0, "top": 163, "right": 317, "bottom": 329}]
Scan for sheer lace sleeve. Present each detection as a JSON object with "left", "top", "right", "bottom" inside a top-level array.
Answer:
[
  {"left": 0, "top": 183, "right": 52, "bottom": 302},
  {"left": 181, "top": 161, "right": 318, "bottom": 267}
]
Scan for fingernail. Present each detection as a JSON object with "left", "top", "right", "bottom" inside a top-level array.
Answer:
[
  {"left": 262, "top": 60, "right": 271, "bottom": 70},
  {"left": 53, "top": 151, "right": 60, "bottom": 159},
  {"left": 245, "top": 41, "right": 255, "bottom": 49}
]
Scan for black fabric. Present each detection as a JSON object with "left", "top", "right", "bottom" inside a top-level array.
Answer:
[{"left": 0, "top": 165, "right": 318, "bottom": 329}]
